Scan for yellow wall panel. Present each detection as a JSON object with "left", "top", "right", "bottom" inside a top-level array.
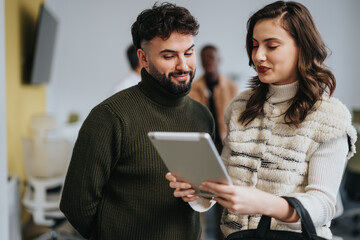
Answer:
[{"left": 5, "top": 0, "right": 46, "bottom": 224}]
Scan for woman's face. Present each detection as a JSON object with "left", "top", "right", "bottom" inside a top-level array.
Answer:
[{"left": 251, "top": 18, "right": 299, "bottom": 85}]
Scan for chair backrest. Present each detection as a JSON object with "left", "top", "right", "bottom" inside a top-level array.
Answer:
[
  {"left": 29, "top": 114, "right": 57, "bottom": 139},
  {"left": 22, "top": 136, "right": 70, "bottom": 178}
]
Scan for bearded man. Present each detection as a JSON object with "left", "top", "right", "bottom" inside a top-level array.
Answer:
[{"left": 60, "top": 3, "right": 214, "bottom": 240}]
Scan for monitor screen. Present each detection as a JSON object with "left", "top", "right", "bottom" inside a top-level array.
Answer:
[{"left": 29, "top": 4, "right": 58, "bottom": 84}]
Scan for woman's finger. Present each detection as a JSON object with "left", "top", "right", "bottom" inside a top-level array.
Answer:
[
  {"left": 213, "top": 196, "right": 240, "bottom": 213},
  {"left": 200, "top": 182, "right": 234, "bottom": 196}
]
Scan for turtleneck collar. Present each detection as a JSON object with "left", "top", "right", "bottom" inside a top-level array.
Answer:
[
  {"left": 266, "top": 81, "right": 299, "bottom": 104},
  {"left": 138, "top": 68, "right": 190, "bottom": 107}
]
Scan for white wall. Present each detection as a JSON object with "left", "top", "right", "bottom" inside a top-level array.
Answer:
[
  {"left": 0, "top": 0, "right": 9, "bottom": 237},
  {"left": 45, "top": 0, "right": 360, "bottom": 125},
  {"left": 327, "top": 0, "right": 360, "bottom": 106}
]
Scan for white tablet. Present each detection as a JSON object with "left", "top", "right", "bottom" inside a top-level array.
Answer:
[{"left": 148, "top": 131, "right": 232, "bottom": 197}]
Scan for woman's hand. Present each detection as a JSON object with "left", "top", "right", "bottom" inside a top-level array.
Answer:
[
  {"left": 200, "top": 181, "right": 266, "bottom": 215},
  {"left": 165, "top": 172, "right": 198, "bottom": 202},
  {"left": 199, "top": 181, "right": 299, "bottom": 222}
]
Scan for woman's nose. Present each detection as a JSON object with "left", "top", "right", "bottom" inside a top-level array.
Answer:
[{"left": 253, "top": 47, "right": 266, "bottom": 64}]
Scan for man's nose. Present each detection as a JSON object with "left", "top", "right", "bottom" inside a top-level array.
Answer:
[{"left": 176, "top": 56, "right": 188, "bottom": 71}]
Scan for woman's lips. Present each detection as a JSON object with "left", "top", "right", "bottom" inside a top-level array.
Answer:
[{"left": 257, "top": 66, "right": 270, "bottom": 74}]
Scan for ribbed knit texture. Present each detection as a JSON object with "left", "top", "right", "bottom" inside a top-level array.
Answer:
[
  {"left": 220, "top": 82, "right": 356, "bottom": 239},
  {"left": 60, "top": 69, "right": 215, "bottom": 240}
]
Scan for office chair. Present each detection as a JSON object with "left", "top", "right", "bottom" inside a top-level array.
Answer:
[{"left": 22, "top": 135, "right": 81, "bottom": 240}]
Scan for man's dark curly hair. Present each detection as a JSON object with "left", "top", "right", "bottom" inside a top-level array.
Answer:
[{"left": 131, "top": 2, "right": 199, "bottom": 50}]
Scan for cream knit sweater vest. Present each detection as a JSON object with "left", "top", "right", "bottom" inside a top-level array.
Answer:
[{"left": 221, "top": 85, "right": 357, "bottom": 238}]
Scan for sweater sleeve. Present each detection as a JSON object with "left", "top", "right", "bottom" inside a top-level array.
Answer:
[
  {"left": 188, "top": 197, "right": 217, "bottom": 212},
  {"left": 60, "top": 105, "right": 122, "bottom": 238},
  {"left": 278, "top": 135, "right": 348, "bottom": 229}
]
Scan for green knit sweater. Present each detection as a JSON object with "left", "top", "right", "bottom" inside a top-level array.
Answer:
[{"left": 60, "top": 69, "right": 215, "bottom": 240}]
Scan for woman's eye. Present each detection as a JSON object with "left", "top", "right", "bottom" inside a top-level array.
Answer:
[
  {"left": 252, "top": 45, "right": 259, "bottom": 49},
  {"left": 268, "top": 46, "right": 278, "bottom": 50}
]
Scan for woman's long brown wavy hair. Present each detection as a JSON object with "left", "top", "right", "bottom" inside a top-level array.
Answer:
[{"left": 239, "top": 1, "right": 336, "bottom": 127}]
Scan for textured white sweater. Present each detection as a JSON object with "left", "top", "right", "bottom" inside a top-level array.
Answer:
[{"left": 190, "top": 81, "right": 357, "bottom": 240}]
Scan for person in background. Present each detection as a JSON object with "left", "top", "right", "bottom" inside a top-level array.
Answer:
[
  {"left": 166, "top": 1, "right": 357, "bottom": 240},
  {"left": 189, "top": 45, "right": 238, "bottom": 240},
  {"left": 60, "top": 3, "right": 214, "bottom": 240},
  {"left": 109, "top": 44, "right": 141, "bottom": 95},
  {"left": 189, "top": 45, "right": 238, "bottom": 152}
]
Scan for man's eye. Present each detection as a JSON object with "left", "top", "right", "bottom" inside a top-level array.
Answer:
[
  {"left": 185, "top": 52, "right": 193, "bottom": 56},
  {"left": 164, "top": 55, "right": 174, "bottom": 59}
]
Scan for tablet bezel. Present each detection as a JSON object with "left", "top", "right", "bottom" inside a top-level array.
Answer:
[{"left": 148, "top": 131, "right": 232, "bottom": 197}]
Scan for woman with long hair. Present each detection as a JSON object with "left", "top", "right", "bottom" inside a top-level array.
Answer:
[{"left": 166, "top": 1, "right": 357, "bottom": 239}]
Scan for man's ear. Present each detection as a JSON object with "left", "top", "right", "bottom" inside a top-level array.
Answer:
[{"left": 137, "top": 49, "right": 148, "bottom": 69}]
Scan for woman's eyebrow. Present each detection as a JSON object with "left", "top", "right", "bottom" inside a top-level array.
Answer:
[{"left": 252, "top": 37, "right": 281, "bottom": 43}]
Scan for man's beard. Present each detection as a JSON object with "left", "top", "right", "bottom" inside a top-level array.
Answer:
[{"left": 149, "top": 62, "right": 195, "bottom": 95}]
